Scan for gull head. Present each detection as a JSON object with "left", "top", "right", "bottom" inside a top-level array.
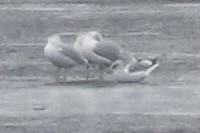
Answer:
[
  {"left": 87, "top": 31, "right": 102, "bottom": 42},
  {"left": 47, "top": 34, "right": 62, "bottom": 44},
  {"left": 73, "top": 32, "right": 87, "bottom": 48},
  {"left": 74, "top": 31, "right": 102, "bottom": 50}
]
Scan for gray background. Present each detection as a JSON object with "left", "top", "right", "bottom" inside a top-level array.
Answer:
[{"left": 0, "top": 0, "right": 200, "bottom": 132}]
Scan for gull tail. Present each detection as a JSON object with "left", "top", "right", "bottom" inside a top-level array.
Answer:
[{"left": 145, "top": 63, "right": 160, "bottom": 76}]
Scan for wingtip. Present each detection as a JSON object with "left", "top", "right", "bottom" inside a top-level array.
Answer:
[{"left": 146, "top": 63, "right": 160, "bottom": 75}]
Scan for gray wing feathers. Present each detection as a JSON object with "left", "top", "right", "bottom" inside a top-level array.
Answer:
[
  {"left": 58, "top": 44, "right": 85, "bottom": 64},
  {"left": 93, "top": 40, "right": 120, "bottom": 62},
  {"left": 128, "top": 62, "right": 151, "bottom": 72}
]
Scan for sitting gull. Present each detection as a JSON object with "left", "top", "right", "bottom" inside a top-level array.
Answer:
[
  {"left": 44, "top": 34, "right": 85, "bottom": 81},
  {"left": 107, "top": 59, "right": 159, "bottom": 83}
]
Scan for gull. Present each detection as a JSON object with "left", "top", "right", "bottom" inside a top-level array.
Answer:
[
  {"left": 107, "top": 58, "right": 160, "bottom": 83},
  {"left": 43, "top": 34, "right": 85, "bottom": 81},
  {"left": 126, "top": 57, "right": 158, "bottom": 73},
  {"left": 74, "top": 31, "right": 127, "bottom": 80}
]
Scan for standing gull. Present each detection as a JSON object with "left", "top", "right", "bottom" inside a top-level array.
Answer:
[
  {"left": 74, "top": 31, "right": 126, "bottom": 79},
  {"left": 44, "top": 34, "right": 85, "bottom": 81}
]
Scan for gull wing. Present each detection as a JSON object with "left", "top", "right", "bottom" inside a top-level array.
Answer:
[
  {"left": 93, "top": 39, "right": 121, "bottom": 62},
  {"left": 127, "top": 61, "right": 152, "bottom": 72},
  {"left": 58, "top": 43, "right": 85, "bottom": 64}
]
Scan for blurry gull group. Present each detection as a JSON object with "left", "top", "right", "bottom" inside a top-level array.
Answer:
[{"left": 44, "top": 31, "right": 160, "bottom": 83}]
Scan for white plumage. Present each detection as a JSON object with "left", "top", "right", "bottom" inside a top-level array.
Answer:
[
  {"left": 44, "top": 34, "right": 85, "bottom": 81},
  {"left": 107, "top": 59, "right": 159, "bottom": 83}
]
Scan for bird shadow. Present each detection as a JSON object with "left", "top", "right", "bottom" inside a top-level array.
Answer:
[
  {"left": 44, "top": 79, "right": 158, "bottom": 89},
  {"left": 44, "top": 79, "right": 118, "bottom": 89}
]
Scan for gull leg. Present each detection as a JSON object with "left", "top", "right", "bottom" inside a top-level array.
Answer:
[
  {"left": 86, "top": 65, "right": 90, "bottom": 81},
  {"left": 63, "top": 69, "right": 67, "bottom": 81},
  {"left": 55, "top": 67, "right": 61, "bottom": 82},
  {"left": 72, "top": 69, "right": 76, "bottom": 80},
  {"left": 99, "top": 66, "right": 104, "bottom": 80}
]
